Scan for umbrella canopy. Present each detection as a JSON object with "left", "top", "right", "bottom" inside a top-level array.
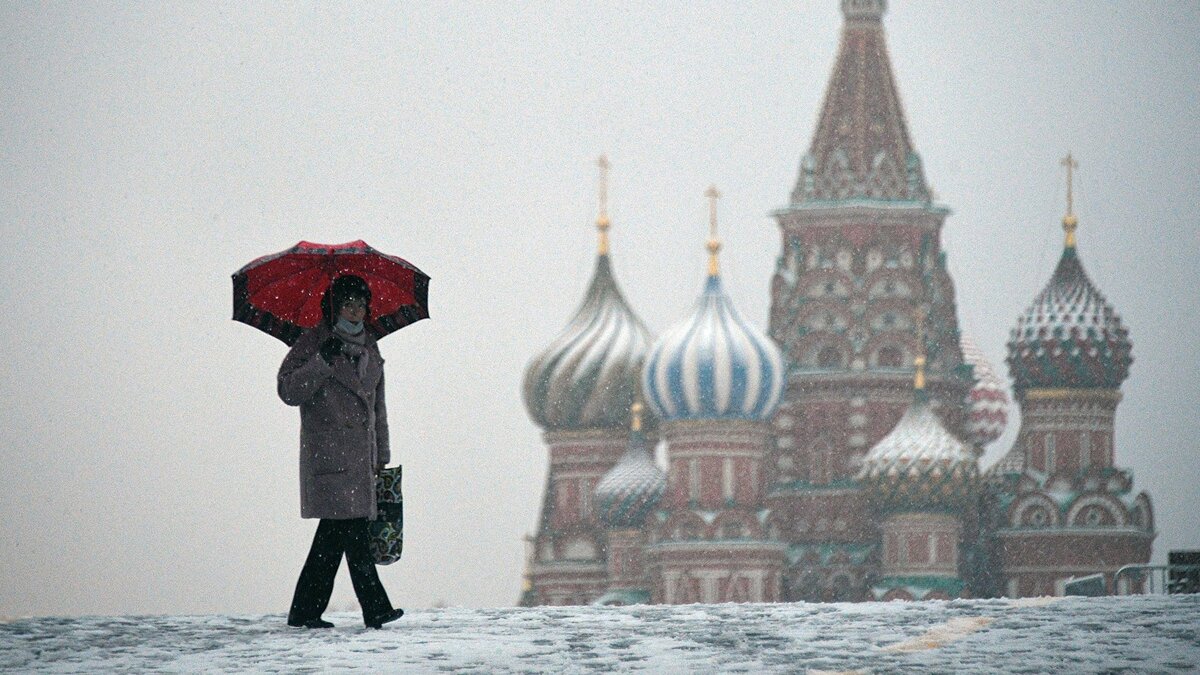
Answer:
[{"left": 232, "top": 240, "right": 430, "bottom": 345}]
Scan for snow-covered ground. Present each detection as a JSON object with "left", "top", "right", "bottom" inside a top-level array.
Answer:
[{"left": 2, "top": 595, "right": 1198, "bottom": 673}]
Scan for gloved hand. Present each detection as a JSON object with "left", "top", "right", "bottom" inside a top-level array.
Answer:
[{"left": 319, "top": 336, "right": 343, "bottom": 364}]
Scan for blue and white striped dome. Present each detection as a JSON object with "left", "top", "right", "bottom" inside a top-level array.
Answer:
[{"left": 643, "top": 275, "right": 785, "bottom": 422}]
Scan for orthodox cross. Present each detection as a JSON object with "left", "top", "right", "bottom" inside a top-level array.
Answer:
[
  {"left": 597, "top": 154, "right": 610, "bottom": 224},
  {"left": 706, "top": 185, "right": 722, "bottom": 276},
  {"left": 597, "top": 154, "right": 611, "bottom": 254},
  {"left": 1060, "top": 153, "right": 1079, "bottom": 247}
]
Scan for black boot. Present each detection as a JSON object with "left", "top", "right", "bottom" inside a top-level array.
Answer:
[
  {"left": 288, "top": 617, "right": 335, "bottom": 629},
  {"left": 365, "top": 608, "right": 404, "bottom": 629}
]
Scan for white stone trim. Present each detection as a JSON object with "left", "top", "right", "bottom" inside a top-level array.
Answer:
[
  {"left": 1002, "top": 564, "right": 1125, "bottom": 574},
  {"left": 994, "top": 528, "right": 1152, "bottom": 538},
  {"left": 1065, "top": 494, "right": 1128, "bottom": 528},
  {"left": 1009, "top": 494, "right": 1061, "bottom": 528},
  {"left": 670, "top": 446, "right": 764, "bottom": 461}
]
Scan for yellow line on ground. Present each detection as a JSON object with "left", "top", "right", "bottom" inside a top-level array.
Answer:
[
  {"left": 880, "top": 616, "right": 995, "bottom": 653},
  {"left": 876, "top": 595, "right": 1070, "bottom": 654}
]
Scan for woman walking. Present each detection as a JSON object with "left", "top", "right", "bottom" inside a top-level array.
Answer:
[{"left": 277, "top": 274, "right": 405, "bottom": 629}]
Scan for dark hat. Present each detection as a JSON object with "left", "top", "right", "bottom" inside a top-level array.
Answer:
[{"left": 321, "top": 274, "right": 372, "bottom": 325}]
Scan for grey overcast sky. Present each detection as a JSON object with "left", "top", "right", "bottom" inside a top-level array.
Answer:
[{"left": 1, "top": 1, "right": 1197, "bottom": 616}]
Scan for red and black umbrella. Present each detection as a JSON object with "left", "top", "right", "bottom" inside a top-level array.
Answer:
[{"left": 232, "top": 240, "right": 430, "bottom": 346}]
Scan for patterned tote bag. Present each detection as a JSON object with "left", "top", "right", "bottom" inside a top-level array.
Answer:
[{"left": 370, "top": 466, "right": 404, "bottom": 565}]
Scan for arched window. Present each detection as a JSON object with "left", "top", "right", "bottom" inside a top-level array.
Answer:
[
  {"left": 688, "top": 459, "right": 700, "bottom": 504},
  {"left": 810, "top": 438, "right": 834, "bottom": 484},
  {"left": 580, "top": 478, "right": 592, "bottom": 519},
  {"left": 830, "top": 575, "right": 855, "bottom": 602},
  {"left": 795, "top": 573, "right": 823, "bottom": 603},
  {"left": 877, "top": 346, "right": 903, "bottom": 368},
  {"left": 796, "top": 451, "right": 810, "bottom": 482},
  {"left": 818, "top": 346, "right": 843, "bottom": 369}
]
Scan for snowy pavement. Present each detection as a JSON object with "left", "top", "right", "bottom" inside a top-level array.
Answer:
[{"left": 2, "top": 595, "right": 1198, "bottom": 673}]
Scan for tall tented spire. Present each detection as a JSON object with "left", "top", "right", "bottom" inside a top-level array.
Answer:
[
  {"left": 842, "top": 0, "right": 885, "bottom": 21},
  {"left": 790, "top": 0, "right": 929, "bottom": 204}
]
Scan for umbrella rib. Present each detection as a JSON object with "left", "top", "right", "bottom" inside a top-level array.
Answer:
[{"left": 252, "top": 268, "right": 329, "bottom": 322}]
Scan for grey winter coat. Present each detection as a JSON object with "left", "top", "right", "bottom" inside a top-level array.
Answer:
[{"left": 278, "top": 325, "right": 389, "bottom": 519}]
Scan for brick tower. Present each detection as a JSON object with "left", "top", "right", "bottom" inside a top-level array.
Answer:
[
  {"left": 643, "top": 187, "right": 788, "bottom": 604},
  {"left": 858, "top": 348, "right": 980, "bottom": 600},
  {"left": 521, "top": 157, "right": 654, "bottom": 605},
  {"left": 983, "top": 155, "right": 1155, "bottom": 597},
  {"left": 592, "top": 402, "right": 667, "bottom": 605},
  {"left": 765, "top": 0, "right": 974, "bottom": 601}
]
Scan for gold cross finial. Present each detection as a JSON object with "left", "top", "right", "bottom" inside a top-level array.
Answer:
[
  {"left": 705, "top": 185, "right": 722, "bottom": 276},
  {"left": 1060, "top": 153, "right": 1079, "bottom": 248},
  {"left": 596, "top": 154, "right": 611, "bottom": 255},
  {"left": 631, "top": 400, "right": 644, "bottom": 432}
]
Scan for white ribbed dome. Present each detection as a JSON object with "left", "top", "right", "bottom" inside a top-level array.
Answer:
[
  {"left": 643, "top": 275, "right": 784, "bottom": 422},
  {"left": 523, "top": 254, "right": 652, "bottom": 431},
  {"left": 858, "top": 396, "right": 978, "bottom": 509}
]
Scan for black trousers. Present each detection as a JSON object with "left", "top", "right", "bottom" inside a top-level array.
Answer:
[{"left": 288, "top": 518, "right": 393, "bottom": 623}]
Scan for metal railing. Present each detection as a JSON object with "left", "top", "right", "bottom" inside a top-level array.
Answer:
[{"left": 1113, "top": 564, "right": 1200, "bottom": 595}]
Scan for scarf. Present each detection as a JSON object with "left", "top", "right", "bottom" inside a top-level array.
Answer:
[{"left": 332, "top": 319, "right": 370, "bottom": 380}]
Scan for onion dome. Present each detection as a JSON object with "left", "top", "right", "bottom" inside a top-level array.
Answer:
[
  {"left": 1005, "top": 160, "right": 1132, "bottom": 394},
  {"left": 643, "top": 186, "right": 785, "bottom": 422},
  {"left": 858, "top": 357, "right": 979, "bottom": 510},
  {"left": 959, "top": 335, "right": 1009, "bottom": 447},
  {"left": 594, "top": 403, "right": 666, "bottom": 528},
  {"left": 523, "top": 157, "right": 653, "bottom": 431}
]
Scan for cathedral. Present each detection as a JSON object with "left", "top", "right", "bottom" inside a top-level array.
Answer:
[{"left": 519, "top": 0, "right": 1154, "bottom": 605}]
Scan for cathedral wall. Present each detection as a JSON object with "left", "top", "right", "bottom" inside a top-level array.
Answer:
[
  {"left": 880, "top": 512, "right": 960, "bottom": 578},
  {"left": 649, "top": 543, "right": 786, "bottom": 604},
  {"left": 996, "top": 530, "right": 1153, "bottom": 597},
  {"left": 766, "top": 489, "right": 874, "bottom": 544}
]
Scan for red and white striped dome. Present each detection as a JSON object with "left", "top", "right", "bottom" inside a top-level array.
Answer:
[{"left": 959, "top": 335, "right": 1009, "bottom": 447}]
